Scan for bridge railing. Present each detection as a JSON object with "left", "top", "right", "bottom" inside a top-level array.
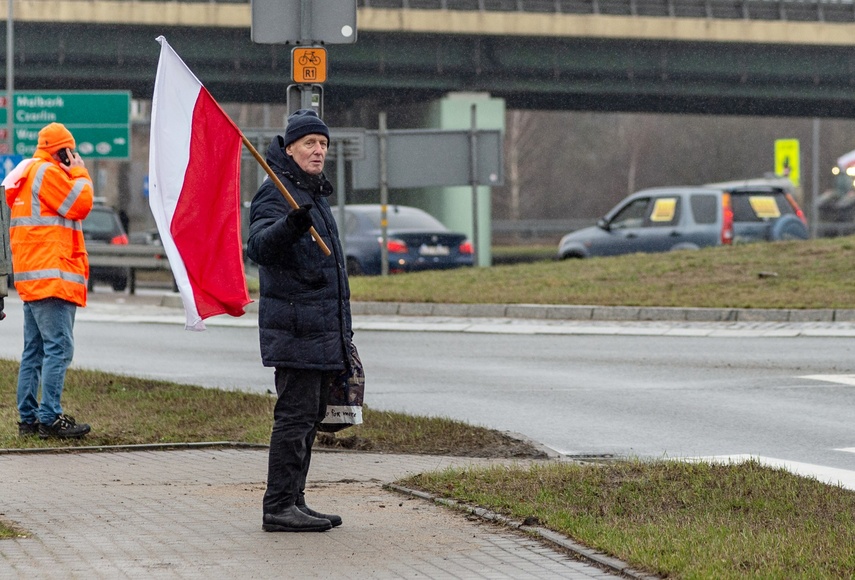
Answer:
[
  {"left": 87, "top": 244, "right": 175, "bottom": 294},
  {"left": 99, "top": 0, "right": 855, "bottom": 23},
  {"left": 359, "top": 0, "right": 855, "bottom": 23}
]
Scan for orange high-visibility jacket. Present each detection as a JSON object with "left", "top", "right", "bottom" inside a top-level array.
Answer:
[{"left": 5, "top": 150, "right": 94, "bottom": 306}]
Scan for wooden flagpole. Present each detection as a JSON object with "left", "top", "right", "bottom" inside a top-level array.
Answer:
[{"left": 240, "top": 134, "right": 331, "bottom": 257}]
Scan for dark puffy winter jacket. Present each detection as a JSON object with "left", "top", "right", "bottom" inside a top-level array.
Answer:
[{"left": 246, "top": 136, "right": 352, "bottom": 370}]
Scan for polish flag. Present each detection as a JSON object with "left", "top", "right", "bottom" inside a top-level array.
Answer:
[{"left": 149, "top": 36, "right": 251, "bottom": 331}]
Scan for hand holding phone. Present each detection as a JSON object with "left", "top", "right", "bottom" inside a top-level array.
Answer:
[{"left": 58, "top": 148, "right": 72, "bottom": 166}]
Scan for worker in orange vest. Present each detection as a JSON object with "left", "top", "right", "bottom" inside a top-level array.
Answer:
[{"left": 3, "top": 122, "right": 94, "bottom": 439}]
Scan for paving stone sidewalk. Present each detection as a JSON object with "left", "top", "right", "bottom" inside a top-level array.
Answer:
[{"left": 0, "top": 448, "right": 626, "bottom": 579}]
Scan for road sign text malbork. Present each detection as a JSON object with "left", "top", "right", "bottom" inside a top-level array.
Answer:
[{"left": 0, "top": 91, "right": 131, "bottom": 159}]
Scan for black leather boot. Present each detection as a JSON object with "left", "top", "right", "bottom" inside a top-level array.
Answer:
[
  {"left": 297, "top": 502, "right": 342, "bottom": 527},
  {"left": 262, "top": 505, "right": 332, "bottom": 532}
]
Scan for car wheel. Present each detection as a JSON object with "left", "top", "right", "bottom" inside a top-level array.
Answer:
[
  {"left": 111, "top": 276, "right": 128, "bottom": 292},
  {"left": 346, "top": 257, "right": 364, "bottom": 276},
  {"left": 770, "top": 215, "right": 808, "bottom": 241}
]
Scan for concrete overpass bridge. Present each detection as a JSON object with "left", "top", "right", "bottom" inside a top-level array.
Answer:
[{"left": 4, "top": 0, "right": 855, "bottom": 118}]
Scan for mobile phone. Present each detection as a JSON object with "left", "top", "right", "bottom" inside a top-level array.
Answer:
[{"left": 58, "top": 148, "right": 72, "bottom": 166}]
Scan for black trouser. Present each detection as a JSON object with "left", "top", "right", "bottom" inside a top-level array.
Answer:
[{"left": 262, "top": 367, "right": 331, "bottom": 515}]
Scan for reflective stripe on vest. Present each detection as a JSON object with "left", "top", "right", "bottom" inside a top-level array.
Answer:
[
  {"left": 10, "top": 215, "right": 83, "bottom": 230},
  {"left": 14, "top": 268, "right": 87, "bottom": 286}
]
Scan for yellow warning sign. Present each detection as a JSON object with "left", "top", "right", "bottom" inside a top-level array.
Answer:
[
  {"left": 774, "top": 139, "right": 800, "bottom": 187},
  {"left": 292, "top": 47, "right": 327, "bottom": 84}
]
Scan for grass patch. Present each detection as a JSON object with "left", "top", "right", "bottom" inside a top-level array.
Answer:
[
  {"left": 0, "top": 360, "right": 274, "bottom": 448},
  {"left": 0, "top": 359, "right": 541, "bottom": 457},
  {"left": 0, "top": 521, "right": 28, "bottom": 540},
  {"left": 491, "top": 244, "right": 557, "bottom": 264},
  {"left": 324, "top": 409, "right": 547, "bottom": 458},
  {"left": 350, "top": 236, "right": 855, "bottom": 309},
  {"left": 402, "top": 459, "right": 855, "bottom": 578}
]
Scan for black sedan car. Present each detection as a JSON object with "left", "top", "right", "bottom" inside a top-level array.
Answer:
[
  {"left": 333, "top": 204, "right": 473, "bottom": 276},
  {"left": 82, "top": 204, "right": 130, "bottom": 291}
]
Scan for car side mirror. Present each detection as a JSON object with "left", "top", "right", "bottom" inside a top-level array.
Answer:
[{"left": 597, "top": 218, "right": 610, "bottom": 231}]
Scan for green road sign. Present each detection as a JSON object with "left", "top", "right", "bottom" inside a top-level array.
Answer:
[{"left": 1, "top": 91, "right": 131, "bottom": 159}]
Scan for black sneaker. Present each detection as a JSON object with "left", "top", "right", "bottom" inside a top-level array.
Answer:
[
  {"left": 38, "top": 414, "right": 91, "bottom": 440},
  {"left": 17, "top": 421, "right": 39, "bottom": 437}
]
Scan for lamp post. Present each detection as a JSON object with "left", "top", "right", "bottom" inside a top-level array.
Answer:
[{"left": 5, "top": 0, "right": 13, "bottom": 154}]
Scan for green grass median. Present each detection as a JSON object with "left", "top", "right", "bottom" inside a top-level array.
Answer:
[{"left": 350, "top": 236, "right": 855, "bottom": 309}]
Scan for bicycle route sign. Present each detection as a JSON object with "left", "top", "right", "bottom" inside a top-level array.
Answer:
[
  {"left": 0, "top": 91, "right": 131, "bottom": 159},
  {"left": 292, "top": 47, "right": 327, "bottom": 83}
]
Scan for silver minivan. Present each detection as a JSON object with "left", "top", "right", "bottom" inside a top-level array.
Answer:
[{"left": 557, "top": 185, "right": 808, "bottom": 259}]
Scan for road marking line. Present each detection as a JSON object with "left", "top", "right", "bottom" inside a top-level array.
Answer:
[
  {"left": 835, "top": 448, "right": 855, "bottom": 454},
  {"left": 800, "top": 374, "right": 855, "bottom": 386},
  {"left": 683, "top": 454, "right": 855, "bottom": 491}
]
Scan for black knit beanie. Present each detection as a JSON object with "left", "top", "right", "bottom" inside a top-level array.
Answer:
[{"left": 283, "top": 109, "right": 330, "bottom": 147}]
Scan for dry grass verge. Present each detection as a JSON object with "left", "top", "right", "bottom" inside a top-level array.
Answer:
[{"left": 403, "top": 459, "right": 855, "bottom": 578}]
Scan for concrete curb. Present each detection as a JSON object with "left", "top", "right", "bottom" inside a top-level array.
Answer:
[
  {"left": 0, "top": 441, "right": 268, "bottom": 455},
  {"left": 349, "top": 301, "right": 853, "bottom": 323},
  {"left": 158, "top": 294, "right": 854, "bottom": 323}
]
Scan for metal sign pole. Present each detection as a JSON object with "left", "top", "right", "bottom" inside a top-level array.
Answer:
[
  {"left": 469, "top": 104, "right": 480, "bottom": 267},
  {"left": 6, "top": 0, "right": 14, "bottom": 154},
  {"left": 336, "top": 140, "right": 346, "bottom": 256},
  {"left": 379, "top": 112, "right": 389, "bottom": 277},
  {"left": 300, "top": 0, "right": 315, "bottom": 112},
  {"left": 0, "top": 0, "right": 11, "bottom": 291},
  {"left": 811, "top": 118, "right": 820, "bottom": 239}
]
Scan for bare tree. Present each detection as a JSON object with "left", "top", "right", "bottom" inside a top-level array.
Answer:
[{"left": 506, "top": 110, "right": 536, "bottom": 222}]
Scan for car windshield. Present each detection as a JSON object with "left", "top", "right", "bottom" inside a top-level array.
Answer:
[{"left": 83, "top": 210, "right": 118, "bottom": 235}]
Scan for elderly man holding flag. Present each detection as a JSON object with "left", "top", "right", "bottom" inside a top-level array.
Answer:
[
  {"left": 150, "top": 36, "right": 356, "bottom": 533},
  {"left": 247, "top": 110, "right": 355, "bottom": 533}
]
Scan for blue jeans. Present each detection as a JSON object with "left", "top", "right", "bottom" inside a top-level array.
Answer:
[{"left": 17, "top": 298, "right": 77, "bottom": 425}]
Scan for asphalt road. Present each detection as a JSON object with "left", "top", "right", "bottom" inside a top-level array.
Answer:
[{"left": 1, "top": 291, "right": 854, "bottom": 490}]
